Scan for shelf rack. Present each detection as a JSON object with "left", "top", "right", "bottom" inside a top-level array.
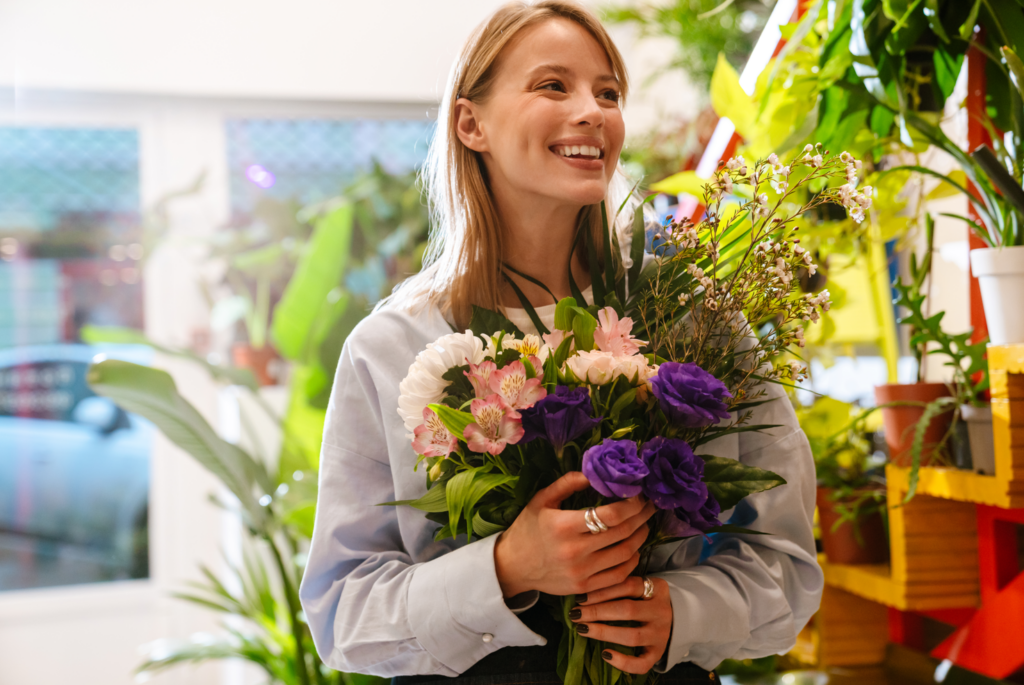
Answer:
[{"left": 811, "top": 343, "right": 1024, "bottom": 677}]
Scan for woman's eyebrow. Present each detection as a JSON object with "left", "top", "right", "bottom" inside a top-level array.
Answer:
[{"left": 528, "top": 63, "right": 617, "bottom": 83}]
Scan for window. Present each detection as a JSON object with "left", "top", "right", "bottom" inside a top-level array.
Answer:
[
  {"left": 0, "top": 126, "right": 152, "bottom": 592},
  {"left": 225, "top": 117, "right": 434, "bottom": 215}
]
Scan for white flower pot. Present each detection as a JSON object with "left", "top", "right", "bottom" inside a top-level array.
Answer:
[
  {"left": 961, "top": 404, "right": 995, "bottom": 475},
  {"left": 970, "top": 246, "right": 1024, "bottom": 345}
]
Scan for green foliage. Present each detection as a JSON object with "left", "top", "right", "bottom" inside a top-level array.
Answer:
[
  {"left": 893, "top": 215, "right": 989, "bottom": 400},
  {"left": 698, "top": 455, "right": 788, "bottom": 510},
  {"left": 602, "top": 0, "right": 775, "bottom": 91}
]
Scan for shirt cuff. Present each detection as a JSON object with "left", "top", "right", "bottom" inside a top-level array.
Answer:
[
  {"left": 652, "top": 566, "right": 749, "bottom": 672},
  {"left": 506, "top": 590, "right": 540, "bottom": 614},
  {"left": 408, "top": 534, "right": 547, "bottom": 674}
]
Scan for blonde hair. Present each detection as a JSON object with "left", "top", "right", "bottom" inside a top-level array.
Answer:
[{"left": 383, "top": 0, "right": 640, "bottom": 329}]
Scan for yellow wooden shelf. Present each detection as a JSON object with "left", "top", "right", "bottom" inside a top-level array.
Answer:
[{"left": 820, "top": 478, "right": 980, "bottom": 611}]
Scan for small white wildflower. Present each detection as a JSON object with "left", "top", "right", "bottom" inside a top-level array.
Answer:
[
  {"left": 840, "top": 151, "right": 852, "bottom": 163},
  {"left": 678, "top": 292, "right": 689, "bottom": 306},
  {"left": 811, "top": 154, "right": 823, "bottom": 168},
  {"left": 850, "top": 206, "right": 866, "bottom": 223},
  {"left": 845, "top": 164, "right": 857, "bottom": 184},
  {"left": 768, "top": 153, "right": 779, "bottom": 166},
  {"left": 803, "top": 144, "right": 814, "bottom": 153}
]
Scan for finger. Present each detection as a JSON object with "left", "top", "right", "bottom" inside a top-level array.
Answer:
[
  {"left": 573, "top": 598, "right": 667, "bottom": 624},
  {"left": 536, "top": 472, "right": 592, "bottom": 508},
  {"left": 575, "top": 501, "right": 654, "bottom": 549},
  {"left": 587, "top": 522, "right": 648, "bottom": 570},
  {"left": 598, "top": 647, "right": 659, "bottom": 675},
  {"left": 590, "top": 495, "right": 648, "bottom": 529},
  {"left": 584, "top": 550, "right": 640, "bottom": 592},
  {"left": 577, "top": 576, "right": 646, "bottom": 606},
  {"left": 575, "top": 621, "right": 654, "bottom": 648}
]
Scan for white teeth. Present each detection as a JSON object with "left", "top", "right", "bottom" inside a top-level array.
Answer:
[{"left": 554, "top": 145, "right": 602, "bottom": 158}]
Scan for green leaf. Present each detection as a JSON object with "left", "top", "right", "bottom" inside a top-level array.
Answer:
[
  {"left": 570, "top": 307, "right": 598, "bottom": 352},
  {"left": 503, "top": 272, "right": 550, "bottom": 336},
  {"left": 699, "top": 455, "right": 787, "bottom": 511},
  {"left": 381, "top": 482, "right": 448, "bottom": 512},
  {"left": 628, "top": 205, "right": 646, "bottom": 298},
  {"left": 446, "top": 470, "right": 516, "bottom": 538},
  {"left": 600, "top": 201, "right": 616, "bottom": 298},
  {"left": 609, "top": 388, "right": 637, "bottom": 419},
  {"left": 554, "top": 297, "right": 578, "bottom": 331},
  {"left": 281, "top": 502, "right": 316, "bottom": 539},
  {"left": 87, "top": 359, "right": 271, "bottom": 528},
  {"left": 960, "top": 0, "right": 981, "bottom": 39},
  {"left": 427, "top": 403, "right": 475, "bottom": 440},
  {"left": 584, "top": 218, "right": 606, "bottom": 308},
  {"left": 922, "top": 0, "right": 949, "bottom": 43},
  {"left": 503, "top": 263, "right": 558, "bottom": 305},
  {"left": 469, "top": 306, "right": 524, "bottom": 338},
  {"left": 710, "top": 53, "right": 754, "bottom": 137},
  {"left": 472, "top": 511, "right": 507, "bottom": 537},
  {"left": 271, "top": 202, "right": 354, "bottom": 362},
  {"left": 649, "top": 170, "right": 709, "bottom": 197}
]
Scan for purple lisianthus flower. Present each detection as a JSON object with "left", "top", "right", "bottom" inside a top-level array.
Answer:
[
  {"left": 640, "top": 437, "right": 708, "bottom": 511},
  {"left": 582, "top": 440, "right": 649, "bottom": 499},
  {"left": 650, "top": 362, "right": 732, "bottom": 428},
  {"left": 520, "top": 385, "right": 602, "bottom": 452},
  {"left": 661, "top": 493, "right": 723, "bottom": 538}
]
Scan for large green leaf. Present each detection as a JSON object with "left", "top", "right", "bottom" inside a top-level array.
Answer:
[
  {"left": 382, "top": 482, "right": 448, "bottom": 512},
  {"left": 428, "top": 403, "right": 475, "bottom": 440},
  {"left": 570, "top": 307, "right": 598, "bottom": 352},
  {"left": 271, "top": 202, "right": 354, "bottom": 361},
  {"left": 699, "top": 455, "right": 787, "bottom": 511},
  {"left": 445, "top": 470, "right": 516, "bottom": 538},
  {"left": 87, "top": 359, "right": 271, "bottom": 528}
]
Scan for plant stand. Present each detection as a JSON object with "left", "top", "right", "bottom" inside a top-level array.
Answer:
[{"left": 811, "top": 343, "right": 1024, "bottom": 678}]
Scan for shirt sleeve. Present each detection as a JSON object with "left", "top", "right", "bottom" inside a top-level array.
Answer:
[
  {"left": 652, "top": 381, "right": 823, "bottom": 671},
  {"left": 298, "top": 317, "right": 545, "bottom": 677}
]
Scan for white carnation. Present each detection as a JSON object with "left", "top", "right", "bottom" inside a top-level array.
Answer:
[{"left": 397, "top": 331, "right": 488, "bottom": 436}]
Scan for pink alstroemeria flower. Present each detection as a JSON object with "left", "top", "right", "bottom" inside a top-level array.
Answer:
[
  {"left": 411, "top": 407, "right": 458, "bottom": 458},
  {"left": 593, "top": 307, "right": 647, "bottom": 356},
  {"left": 463, "top": 395, "right": 524, "bottom": 455},
  {"left": 489, "top": 360, "right": 547, "bottom": 409},
  {"left": 464, "top": 360, "right": 497, "bottom": 398}
]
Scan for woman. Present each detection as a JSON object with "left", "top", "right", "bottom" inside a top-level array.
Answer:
[{"left": 299, "top": 2, "right": 823, "bottom": 682}]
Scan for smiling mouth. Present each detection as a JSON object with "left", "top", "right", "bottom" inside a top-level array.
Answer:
[{"left": 550, "top": 144, "right": 604, "bottom": 160}]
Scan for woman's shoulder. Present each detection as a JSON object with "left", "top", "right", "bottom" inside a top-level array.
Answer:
[{"left": 343, "top": 301, "right": 453, "bottom": 366}]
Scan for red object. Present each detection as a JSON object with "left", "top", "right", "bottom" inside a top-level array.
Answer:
[
  {"left": 930, "top": 505, "right": 1024, "bottom": 677},
  {"left": 873, "top": 383, "right": 954, "bottom": 466},
  {"left": 966, "top": 44, "right": 990, "bottom": 345},
  {"left": 888, "top": 608, "right": 925, "bottom": 651},
  {"left": 817, "top": 487, "right": 889, "bottom": 564}
]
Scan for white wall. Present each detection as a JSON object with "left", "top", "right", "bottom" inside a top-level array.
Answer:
[{"left": 0, "top": 0, "right": 702, "bottom": 136}]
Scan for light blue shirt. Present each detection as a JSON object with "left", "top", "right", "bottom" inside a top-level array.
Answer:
[{"left": 299, "top": 296, "right": 823, "bottom": 675}]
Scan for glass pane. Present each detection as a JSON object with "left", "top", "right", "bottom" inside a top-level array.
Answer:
[
  {"left": 0, "top": 127, "right": 152, "bottom": 592},
  {"left": 225, "top": 118, "right": 434, "bottom": 215}
]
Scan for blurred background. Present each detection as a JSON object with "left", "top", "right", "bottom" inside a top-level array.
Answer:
[{"left": 1, "top": 0, "right": 1014, "bottom": 683}]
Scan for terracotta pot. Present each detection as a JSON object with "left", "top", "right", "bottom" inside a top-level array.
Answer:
[
  {"left": 817, "top": 487, "right": 889, "bottom": 565},
  {"left": 874, "top": 383, "right": 953, "bottom": 467},
  {"left": 231, "top": 343, "right": 280, "bottom": 386}
]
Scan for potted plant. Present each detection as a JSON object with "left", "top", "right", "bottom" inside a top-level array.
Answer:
[
  {"left": 799, "top": 397, "right": 888, "bottom": 565},
  {"left": 877, "top": 216, "right": 991, "bottom": 485}
]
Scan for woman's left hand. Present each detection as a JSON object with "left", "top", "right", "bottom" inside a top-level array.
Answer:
[{"left": 570, "top": 576, "right": 673, "bottom": 674}]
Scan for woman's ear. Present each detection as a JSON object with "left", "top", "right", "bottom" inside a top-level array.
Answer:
[{"left": 453, "top": 98, "right": 488, "bottom": 153}]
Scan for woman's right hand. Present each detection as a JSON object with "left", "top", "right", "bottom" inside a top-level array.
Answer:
[{"left": 493, "top": 471, "right": 656, "bottom": 598}]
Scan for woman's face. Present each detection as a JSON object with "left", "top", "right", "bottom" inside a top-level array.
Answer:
[{"left": 456, "top": 18, "right": 625, "bottom": 209}]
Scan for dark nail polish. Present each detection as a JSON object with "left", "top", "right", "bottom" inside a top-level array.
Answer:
[
  {"left": 569, "top": 608, "right": 582, "bottom": 620},
  {"left": 576, "top": 593, "right": 587, "bottom": 604},
  {"left": 602, "top": 650, "right": 612, "bottom": 661},
  {"left": 575, "top": 623, "right": 589, "bottom": 634}
]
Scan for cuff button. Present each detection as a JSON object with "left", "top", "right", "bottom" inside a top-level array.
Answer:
[{"left": 482, "top": 633, "right": 494, "bottom": 643}]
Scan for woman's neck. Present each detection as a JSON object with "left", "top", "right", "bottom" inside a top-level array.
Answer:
[{"left": 493, "top": 187, "right": 593, "bottom": 308}]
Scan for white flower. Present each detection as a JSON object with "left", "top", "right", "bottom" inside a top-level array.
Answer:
[
  {"left": 840, "top": 151, "right": 852, "bottom": 163},
  {"left": 398, "top": 331, "right": 488, "bottom": 435},
  {"left": 811, "top": 154, "right": 823, "bottom": 168},
  {"left": 565, "top": 350, "right": 651, "bottom": 386},
  {"left": 803, "top": 144, "right": 814, "bottom": 153},
  {"left": 768, "top": 153, "right": 779, "bottom": 166}
]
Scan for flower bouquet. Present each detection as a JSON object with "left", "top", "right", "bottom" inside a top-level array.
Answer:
[{"left": 390, "top": 147, "right": 867, "bottom": 685}]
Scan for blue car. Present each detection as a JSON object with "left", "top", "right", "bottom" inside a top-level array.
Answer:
[{"left": 0, "top": 344, "right": 154, "bottom": 592}]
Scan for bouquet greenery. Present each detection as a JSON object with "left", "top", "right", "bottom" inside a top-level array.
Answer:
[{"left": 390, "top": 148, "right": 865, "bottom": 685}]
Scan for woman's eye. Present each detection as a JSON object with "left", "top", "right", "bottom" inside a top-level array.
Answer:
[
  {"left": 600, "top": 89, "right": 620, "bottom": 103},
  {"left": 540, "top": 81, "right": 566, "bottom": 93}
]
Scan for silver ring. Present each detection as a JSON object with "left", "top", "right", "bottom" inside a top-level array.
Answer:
[
  {"left": 584, "top": 507, "right": 608, "bottom": 534},
  {"left": 641, "top": 576, "right": 654, "bottom": 600}
]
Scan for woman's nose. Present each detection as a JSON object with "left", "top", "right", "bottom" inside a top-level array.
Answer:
[{"left": 571, "top": 92, "right": 604, "bottom": 128}]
